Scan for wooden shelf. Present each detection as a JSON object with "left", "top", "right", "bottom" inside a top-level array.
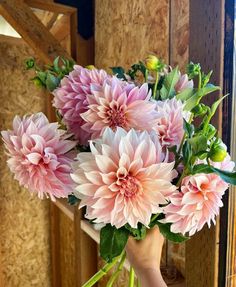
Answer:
[{"left": 54, "top": 198, "right": 74, "bottom": 221}]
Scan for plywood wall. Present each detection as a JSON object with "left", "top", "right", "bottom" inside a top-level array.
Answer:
[
  {"left": 0, "top": 35, "right": 51, "bottom": 287},
  {"left": 95, "top": 0, "right": 169, "bottom": 69}
]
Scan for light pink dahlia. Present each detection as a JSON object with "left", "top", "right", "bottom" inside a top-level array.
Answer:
[
  {"left": 1, "top": 113, "right": 76, "bottom": 201},
  {"left": 175, "top": 73, "right": 194, "bottom": 93},
  {"left": 80, "top": 79, "right": 158, "bottom": 140},
  {"left": 163, "top": 173, "right": 228, "bottom": 236},
  {"left": 53, "top": 65, "right": 111, "bottom": 145},
  {"left": 71, "top": 127, "right": 177, "bottom": 228},
  {"left": 153, "top": 98, "right": 189, "bottom": 148}
]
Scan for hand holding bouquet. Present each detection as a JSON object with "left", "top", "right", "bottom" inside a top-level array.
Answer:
[{"left": 2, "top": 55, "right": 236, "bottom": 286}]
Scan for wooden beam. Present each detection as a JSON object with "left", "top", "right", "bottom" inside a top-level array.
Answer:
[
  {"left": 50, "top": 15, "right": 70, "bottom": 41},
  {"left": 0, "top": 0, "right": 72, "bottom": 64},
  {"left": 24, "top": 0, "right": 76, "bottom": 15}
]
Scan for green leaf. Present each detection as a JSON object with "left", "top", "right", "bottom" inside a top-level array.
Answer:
[
  {"left": 67, "top": 194, "right": 79, "bottom": 205},
  {"left": 182, "top": 141, "right": 192, "bottom": 165},
  {"left": 176, "top": 88, "right": 194, "bottom": 101},
  {"left": 110, "top": 66, "right": 126, "bottom": 79},
  {"left": 201, "top": 83, "right": 220, "bottom": 95},
  {"left": 188, "top": 135, "right": 208, "bottom": 154},
  {"left": 45, "top": 73, "right": 60, "bottom": 91},
  {"left": 53, "top": 56, "right": 60, "bottom": 73},
  {"left": 192, "top": 164, "right": 213, "bottom": 174},
  {"left": 156, "top": 221, "right": 189, "bottom": 243},
  {"left": 125, "top": 223, "right": 146, "bottom": 240},
  {"left": 192, "top": 164, "right": 236, "bottom": 185},
  {"left": 100, "top": 224, "right": 129, "bottom": 262},
  {"left": 210, "top": 94, "right": 228, "bottom": 118},
  {"left": 183, "top": 119, "right": 194, "bottom": 138},
  {"left": 160, "top": 67, "right": 179, "bottom": 100},
  {"left": 36, "top": 71, "right": 47, "bottom": 83}
]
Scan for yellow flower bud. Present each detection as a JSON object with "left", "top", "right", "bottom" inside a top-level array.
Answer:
[
  {"left": 145, "top": 55, "right": 159, "bottom": 71},
  {"left": 85, "top": 65, "right": 96, "bottom": 70}
]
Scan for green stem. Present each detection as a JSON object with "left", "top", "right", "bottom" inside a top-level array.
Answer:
[
  {"left": 145, "top": 69, "right": 149, "bottom": 82},
  {"left": 106, "top": 252, "right": 126, "bottom": 287},
  {"left": 137, "top": 279, "right": 141, "bottom": 287},
  {"left": 82, "top": 256, "right": 120, "bottom": 287},
  {"left": 153, "top": 72, "right": 159, "bottom": 99},
  {"left": 129, "top": 267, "right": 135, "bottom": 287}
]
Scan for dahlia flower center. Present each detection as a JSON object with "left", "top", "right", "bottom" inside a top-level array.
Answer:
[
  {"left": 106, "top": 106, "right": 126, "bottom": 129},
  {"left": 119, "top": 175, "right": 141, "bottom": 198}
]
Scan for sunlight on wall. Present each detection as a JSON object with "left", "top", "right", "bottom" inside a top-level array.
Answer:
[{"left": 0, "top": 16, "right": 21, "bottom": 38}]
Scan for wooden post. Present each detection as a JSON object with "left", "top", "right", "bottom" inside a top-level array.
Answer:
[{"left": 186, "top": 1, "right": 225, "bottom": 287}]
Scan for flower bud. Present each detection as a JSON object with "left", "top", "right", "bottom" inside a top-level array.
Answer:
[
  {"left": 32, "top": 77, "right": 43, "bottom": 88},
  {"left": 25, "top": 58, "right": 35, "bottom": 70},
  {"left": 85, "top": 65, "right": 96, "bottom": 70},
  {"left": 187, "top": 62, "right": 201, "bottom": 79},
  {"left": 145, "top": 55, "right": 160, "bottom": 71},
  {"left": 209, "top": 146, "right": 227, "bottom": 162}
]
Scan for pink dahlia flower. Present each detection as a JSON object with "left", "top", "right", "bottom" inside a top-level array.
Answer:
[
  {"left": 163, "top": 155, "right": 234, "bottom": 236},
  {"left": 53, "top": 65, "right": 111, "bottom": 145},
  {"left": 154, "top": 98, "right": 189, "bottom": 148},
  {"left": 1, "top": 113, "right": 76, "bottom": 201},
  {"left": 175, "top": 73, "right": 193, "bottom": 93},
  {"left": 80, "top": 79, "right": 158, "bottom": 140},
  {"left": 71, "top": 127, "right": 177, "bottom": 228}
]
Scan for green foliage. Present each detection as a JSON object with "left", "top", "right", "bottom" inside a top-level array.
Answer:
[
  {"left": 68, "top": 194, "right": 79, "bottom": 205},
  {"left": 156, "top": 221, "right": 189, "bottom": 243},
  {"left": 127, "top": 61, "right": 147, "bottom": 80},
  {"left": 188, "top": 135, "right": 208, "bottom": 155},
  {"left": 100, "top": 224, "right": 129, "bottom": 262},
  {"left": 160, "top": 67, "right": 179, "bottom": 100},
  {"left": 186, "top": 62, "right": 201, "bottom": 79},
  {"left": 110, "top": 66, "right": 126, "bottom": 80},
  {"left": 125, "top": 223, "right": 146, "bottom": 240},
  {"left": 27, "top": 56, "right": 75, "bottom": 91},
  {"left": 176, "top": 88, "right": 194, "bottom": 101},
  {"left": 192, "top": 164, "right": 236, "bottom": 185}
]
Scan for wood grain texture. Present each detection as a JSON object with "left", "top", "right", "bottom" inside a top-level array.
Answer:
[
  {"left": 95, "top": 0, "right": 169, "bottom": 69},
  {"left": 186, "top": 2, "right": 225, "bottom": 286},
  {"left": 0, "top": 0, "right": 71, "bottom": 64},
  {"left": 169, "top": 0, "right": 189, "bottom": 71},
  {"left": 0, "top": 35, "right": 51, "bottom": 287}
]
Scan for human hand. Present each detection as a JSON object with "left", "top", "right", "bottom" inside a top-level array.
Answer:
[{"left": 125, "top": 226, "right": 167, "bottom": 287}]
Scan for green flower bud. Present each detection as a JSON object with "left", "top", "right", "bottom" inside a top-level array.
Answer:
[
  {"left": 25, "top": 58, "right": 35, "bottom": 70},
  {"left": 209, "top": 146, "right": 227, "bottom": 162},
  {"left": 187, "top": 62, "right": 201, "bottom": 79},
  {"left": 206, "top": 124, "right": 217, "bottom": 139}
]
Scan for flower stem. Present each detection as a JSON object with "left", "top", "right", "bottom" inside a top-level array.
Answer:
[
  {"left": 106, "top": 251, "right": 126, "bottom": 287},
  {"left": 129, "top": 267, "right": 135, "bottom": 287},
  {"left": 137, "top": 279, "right": 141, "bottom": 287},
  {"left": 82, "top": 256, "right": 121, "bottom": 287},
  {"left": 153, "top": 72, "right": 159, "bottom": 99}
]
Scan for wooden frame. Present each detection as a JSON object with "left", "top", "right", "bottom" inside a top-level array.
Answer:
[{"left": 24, "top": 0, "right": 78, "bottom": 59}]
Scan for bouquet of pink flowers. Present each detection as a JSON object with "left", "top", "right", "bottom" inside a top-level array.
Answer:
[{"left": 2, "top": 55, "right": 236, "bottom": 286}]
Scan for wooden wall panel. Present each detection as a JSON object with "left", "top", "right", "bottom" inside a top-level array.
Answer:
[
  {"left": 95, "top": 0, "right": 169, "bottom": 69},
  {"left": 169, "top": 0, "right": 189, "bottom": 71},
  {"left": 0, "top": 35, "right": 51, "bottom": 287},
  {"left": 186, "top": 1, "right": 225, "bottom": 287}
]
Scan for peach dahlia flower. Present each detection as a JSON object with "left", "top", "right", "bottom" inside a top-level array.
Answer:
[
  {"left": 163, "top": 155, "right": 235, "bottom": 236},
  {"left": 81, "top": 79, "right": 158, "bottom": 140},
  {"left": 154, "top": 98, "right": 189, "bottom": 148},
  {"left": 53, "top": 65, "right": 111, "bottom": 145},
  {"left": 71, "top": 128, "right": 177, "bottom": 228},
  {"left": 1, "top": 113, "right": 76, "bottom": 201}
]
